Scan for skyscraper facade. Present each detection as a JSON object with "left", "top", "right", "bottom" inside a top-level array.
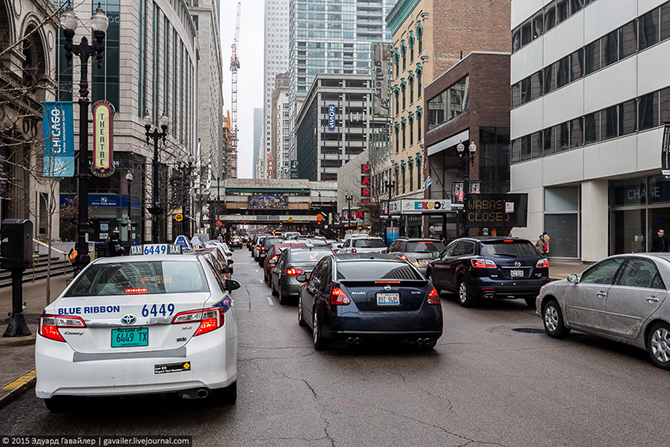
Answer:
[
  {"left": 253, "top": 108, "right": 263, "bottom": 179},
  {"left": 288, "top": 0, "right": 397, "bottom": 164},
  {"left": 262, "top": 0, "right": 290, "bottom": 178}
]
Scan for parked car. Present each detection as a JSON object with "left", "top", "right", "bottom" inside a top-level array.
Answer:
[
  {"left": 339, "top": 236, "right": 387, "bottom": 254},
  {"left": 199, "top": 245, "right": 234, "bottom": 275},
  {"left": 270, "top": 247, "right": 333, "bottom": 304},
  {"left": 537, "top": 253, "right": 670, "bottom": 370},
  {"left": 427, "top": 237, "right": 549, "bottom": 308},
  {"left": 258, "top": 236, "right": 287, "bottom": 266},
  {"left": 387, "top": 237, "right": 445, "bottom": 274},
  {"left": 263, "top": 242, "right": 307, "bottom": 284},
  {"left": 297, "top": 254, "right": 443, "bottom": 350}
]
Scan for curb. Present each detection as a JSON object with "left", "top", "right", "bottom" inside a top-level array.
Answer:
[{"left": 0, "top": 369, "right": 36, "bottom": 409}]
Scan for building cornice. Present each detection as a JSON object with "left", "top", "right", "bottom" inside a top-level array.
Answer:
[{"left": 386, "top": 0, "right": 421, "bottom": 36}]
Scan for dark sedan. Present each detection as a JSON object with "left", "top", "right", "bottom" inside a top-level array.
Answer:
[
  {"left": 298, "top": 254, "right": 443, "bottom": 350},
  {"left": 270, "top": 247, "right": 332, "bottom": 304},
  {"left": 427, "top": 237, "right": 549, "bottom": 308}
]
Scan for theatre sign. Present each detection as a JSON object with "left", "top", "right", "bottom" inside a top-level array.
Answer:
[{"left": 389, "top": 199, "right": 452, "bottom": 215}]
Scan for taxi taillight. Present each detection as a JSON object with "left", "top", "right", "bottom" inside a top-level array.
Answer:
[
  {"left": 38, "top": 314, "right": 86, "bottom": 342},
  {"left": 427, "top": 288, "right": 441, "bottom": 305},
  {"left": 126, "top": 288, "right": 148, "bottom": 294},
  {"left": 172, "top": 308, "right": 224, "bottom": 336}
]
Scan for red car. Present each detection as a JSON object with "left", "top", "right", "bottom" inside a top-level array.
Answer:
[{"left": 263, "top": 242, "right": 306, "bottom": 284}]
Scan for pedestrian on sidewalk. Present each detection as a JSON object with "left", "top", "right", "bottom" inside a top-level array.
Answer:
[
  {"left": 651, "top": 229, "right": 668, "bottom": 252},
  {"left": 109, "top": 233, "right": 124, "bottom": 256},
  {"left": 535, "top": 232, "right": 550, "bottom": 256}
]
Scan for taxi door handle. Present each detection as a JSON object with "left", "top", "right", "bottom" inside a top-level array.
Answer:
[
  {"left": 647, "top": 296, "right": 660, "bottom": 303},
  {"left": 596, "top": 291, "right": 607, "bottom": 298}
]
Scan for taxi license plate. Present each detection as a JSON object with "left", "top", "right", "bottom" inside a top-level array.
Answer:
[
  {"left": 510, "top": 269, "right": 524, "bottom": 278},
  {"left": 112, "top": 327, "right": 148, "bottom": 348},
  {"left": 376, "top": 293, "right": 400, "bottom": 305}
]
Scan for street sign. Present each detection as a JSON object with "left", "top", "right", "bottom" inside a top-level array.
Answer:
[
  {"left": 175, "top": 213, "right": 183, "bottom": 222},
  {"left": 216, "top": 220, "right": 222, "bottom": 227},
  {"left": 287, "top": 217, "right": 293, "bottom": 223}
]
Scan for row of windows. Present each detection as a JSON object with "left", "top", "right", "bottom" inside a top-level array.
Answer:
[
  {"left": 512, "top": 2, "right": 670, "bottom": 109},
  {"left": 427, "top": 76, "right": 469, "bottom": 132},
  {"left": 512, "top": 0, "right": 598, "bottom": 53},
  {"left": 391, "top": 162, "right": 422, "bottom": 195},
  {"left": 394, "top": 71, "right": 422, "bottom": 112},
  {"left": 511, "top": 87, "right": 670, "bottom": 162},
  {"left": 394, "top": 110, "right": 423, "bottom": 152},
  {"left": 393, "top": 21, "right": 423, "bottom": 77}
]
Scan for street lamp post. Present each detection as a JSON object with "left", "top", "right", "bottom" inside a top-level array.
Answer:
[
  {"left": 144, "top": 113, "right": 169, "bottom": 243},
  {"left": 384, "top": 179, "right": 395, "bottom": 243},
  {"left": 126, "top": 172, "right": 133, "bottom": 242},
  {"left": 61, "top": 3, "right": 109, "bottom": 273},
  {"left": 457, "top": 140, "right": 477, "bottom": 237},
  {"left": 345, "top": 194, "right": 353, "bottom": 231}
]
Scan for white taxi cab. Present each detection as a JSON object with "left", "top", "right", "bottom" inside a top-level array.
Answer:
[{"left": 35, "top": 244, "right": 240, "bottom": 412}]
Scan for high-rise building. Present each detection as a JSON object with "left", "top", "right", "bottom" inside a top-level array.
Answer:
[
  {"left": 271, "top": 74, "right": 291, "bottom": 179},
  {"left": 288, "top": 0, "right": 397, "bottom": 165},
  {"left": 263, "top": 0, "right": 290, "bottom": 178},
  {"left": 253, "top": 108, "right": 263, "bottom": 179},
  {"left": 510, "top": 0, "right": 670, "bottom": 261}
]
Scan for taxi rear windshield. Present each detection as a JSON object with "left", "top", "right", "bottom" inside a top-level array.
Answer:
[
  {"left": 64, "top": 261, "right": 210, "bottom": 296},
  {"left": 352, "top": 239, "right": 386, "bottom": 248},
  {"left": 480, "top": 241, "right": 540, "bottom": 258}
]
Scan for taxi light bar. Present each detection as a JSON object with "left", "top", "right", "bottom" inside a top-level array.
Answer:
[
  {"left": 172, "top": 308, "right": 224, "bottom": 336},
  {"left": 38, "top": 314, "right": 86, "bottom": 342},
  {"left": 426, "top": 288, "right": 441, "bottom": 305},
  {"left": 536, "top": 258, "right": 549, "bottom": 268},
  {"left": 471, "top": 258, "right": 497, "bottom": 269},
  {"left": 286, "top": 268, "right": 304, "bottom": 276},
  {"left": 125, "top": 288, "right": 148, "bottom": 294},
  {"left": 330, "top": 286, "right": 351, "bottom": 305}
]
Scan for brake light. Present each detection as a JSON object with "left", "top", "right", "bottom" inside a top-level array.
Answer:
[
  {"left": 351, "top": 248, "right": 357, "bottom": 253},
  {"left": 375, "top": 280, "right": 401, "bottom": 284},
  {"left": 503, "top": 239, "right": 514, "bottom": 243},
  {"left": 536, "top": 258, "right": 549, "bottom": 268},
  {"left": 471, "top": 258, "right": 497, "bottom": 269},
  {"left": 172, "top": 308, "right": 224, "bottom": 336},
  {"left": 399, "top": 255, "right": 408, "bottom": 260},
  {"left": 426, "top": 288, "right": 440, "bottom": 305},
  {"left": 125, "top": 288, "right": 148, "bottom": 294},
  {"left": 286, "top": 268, "right": 304, "bottom": 276},
  {"left": 38, "top": 314, "right": 86, "bottom": 342},
  {"left": 330, "top": 286, "right": 351, "bottom": 305},
  {"left": 262, "top": 247, "right": 266, "bottom": 252}
]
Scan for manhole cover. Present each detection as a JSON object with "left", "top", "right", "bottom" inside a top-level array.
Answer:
[
  {"left": 0, "top": 313, "right": 41, "bottom": 325},
  {"left": 512, "top": 327, "right": 545, "bottom": 334}
]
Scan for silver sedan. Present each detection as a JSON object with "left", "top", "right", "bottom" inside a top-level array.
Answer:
[{"left": 536, "top": 253, "right": 670, "bottom": 370}]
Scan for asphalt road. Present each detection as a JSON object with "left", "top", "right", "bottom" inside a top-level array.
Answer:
[{"left": 1, "top": 248, "right": 669, "bottom": 446}]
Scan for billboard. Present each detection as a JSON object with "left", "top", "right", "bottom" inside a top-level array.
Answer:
[
  {"left": 372, "top": 44, "right": 390, "bottom": 117},
  {"left": 42, "top": 101, "right": 75, "bottom": 177},
  {"left": 248, "top": 195, "right": 288, "bottom": 209}
]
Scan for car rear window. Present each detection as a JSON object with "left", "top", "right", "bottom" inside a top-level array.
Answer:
[
  {"left": 65, "top": 261, "right": 210, "bottom": 296},
  {"left": 480, "top": 241, "right": 540, "bottom": 257},
  {"left": 337, "top": 261, "right": 422, "bottom": 280},
  {"left": 352, "top": 238, "right": 386, "bottom": 248},
  {"left": 291, "top": 250, "right": 332, "bottom": 263},
  {"left": 263, "top": 237, "right": 286, "bottom": 247},
  {"left": 406, "top": 241, "right": 445, "bottom": 253}
]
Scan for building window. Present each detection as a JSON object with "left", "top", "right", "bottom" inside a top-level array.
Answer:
[
  {"left": 409, "top": 76, "right": 414, "bottom": 104},
  {"left": 138, "top": 0, "right": 147, "bottom": 116},
  {"left": 402, "top": 121, "right": 406, "bottom": 149},
  {"left": 639, "top": 92, "right": 658, "bottom": 130},
  {"left": 402, "top": 83, "right": 406, "bottom": 110},
  {"left": 417, "top": 70, "right": 422, "bottom": 97},
  {"left": 639, "top": 8, "right": 659, "bottom": 51},
  {"left": 417, "top": 111, "right": 422, "bottom": 140},
  {"left": 427, "top": 76, "right": 469, "bottom": 131},
  {"left": 409, "top": 116, "right": 414, "bottom": 146},
  {"left": 395, "top": 124, "right": 399, "bottom": 154}
]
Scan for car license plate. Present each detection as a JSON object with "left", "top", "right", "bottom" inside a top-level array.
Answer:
[
  {"left": 376, "top": 293, "right": 400, "bottom": 305},
  {"left": 112, "top": 327, "right": 148, "bottom": 348},
  {"left": 510, "top": 269, "right": 524, "bottom": 278}
]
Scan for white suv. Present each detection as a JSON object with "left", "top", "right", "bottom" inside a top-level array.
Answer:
[{"left": 339, "top": 236, "right": 387, "bottom": 254}]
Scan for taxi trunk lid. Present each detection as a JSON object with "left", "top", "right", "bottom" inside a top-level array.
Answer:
[{"left": 52, "top": 293, "right": 211, "bottom": 354}]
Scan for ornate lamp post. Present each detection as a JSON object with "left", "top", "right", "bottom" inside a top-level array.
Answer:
[
  {"left": 457, "top": 140, "right": 477, "bottom": 237},
  {"left": 144, "top": 113, "right": 169, "bottom": 243},
  {"left": 61, "top": 3, "right": 109, "bottom": 273},
  {"left": 384, "top": 178, "right": 395, "bottom": 242}
]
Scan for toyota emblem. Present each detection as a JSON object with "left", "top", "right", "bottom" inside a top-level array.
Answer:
[
  {"left": 121, "top": 314, "right": 137, "bottom": 325},
  {"left": 384, "top": 285, "right": 392, "bottom": 291},
  {"left": 514, "top": 261, "right": 522, "bottom": 267}
]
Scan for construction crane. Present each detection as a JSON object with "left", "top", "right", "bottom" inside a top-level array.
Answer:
[{"left": 229, "top": 2, "right": 241, "bottom": 178}]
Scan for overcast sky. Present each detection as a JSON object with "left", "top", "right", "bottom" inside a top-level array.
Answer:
[{"left": 220, "top": 0, "right": 266, "bottom": 179}]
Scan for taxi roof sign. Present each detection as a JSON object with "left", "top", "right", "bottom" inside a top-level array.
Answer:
[{"left": 130, "top": 244, "right": 183, "bottom": 256}]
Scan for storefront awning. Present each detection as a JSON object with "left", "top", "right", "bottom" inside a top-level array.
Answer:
[
  {"left": 427, "top": 129, "right": 469, "bottom": 157},
  {"left": 389, "top": 199, "right": 454, "bottom": 215}
]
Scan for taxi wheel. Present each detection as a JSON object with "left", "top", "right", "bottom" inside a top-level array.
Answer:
[
  {"left": 647, "top": 322, "right": 670, "bottom": 370},
  {"left": 298, "top": 300, "right": 306, "bottom": 326},
  {"left": 458, "top": 279, "right": 476, "bottom": 308},
  {"left": 44, "top": 396, "right": 73, "bottom": 413},
  {"left": 214, "top": 381, "right": 237, "bottom": 405},
  {"left": 543, "top": 300, "right": 570, "bottom": 339}
]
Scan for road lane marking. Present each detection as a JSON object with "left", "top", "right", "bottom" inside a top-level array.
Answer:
[
  {"left": 255, "top": 269, "right": 258, "bottom": 273},
  {"left": 266, "top": 297, "right": 274, "bottom": 306},
  {"left": 259, "top": 279, "right": 264, "bottom": 284}
]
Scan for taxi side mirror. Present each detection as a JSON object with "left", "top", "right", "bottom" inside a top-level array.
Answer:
[
  {"left": 224, "top": 279, "right": 241, "bottom": 292},
  {"left": 567, "top": 274, "right": 578, "bottom": 283},
  {"left": 228, "top": 259, "right": 235, "bottom": 265}
]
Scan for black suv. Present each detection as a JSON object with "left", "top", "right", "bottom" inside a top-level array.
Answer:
[{"left": 426, "top": 237, "right": 549, "bottom": 308}]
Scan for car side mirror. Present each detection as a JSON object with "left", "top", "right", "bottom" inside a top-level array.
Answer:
[
  {"left": 567, "top": 274, "right": 578, "bottom": 283},
  {"left": 221, "top": 266, "right": 232, "bottom": 274},
  {"left": 297, "top": 275, "right": 306, "bottom": 282},
  {"left": 269, "top": 259, "right": 276, "bottom": 265},
  {"left": 230, "top": 249, "right": 235, "bottom": 253},
  {"left": 224, "top": 279, "right": 241, "bottom": 292},
  {"left": 228, "top": 259, "right": 234, "bottom": 265}
]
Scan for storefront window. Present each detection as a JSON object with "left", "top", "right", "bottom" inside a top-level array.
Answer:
[{"left": 611, "top": 209, "right": 646, "bottom": 254}]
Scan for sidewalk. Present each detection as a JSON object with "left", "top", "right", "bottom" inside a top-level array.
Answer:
[{"left": 0, "top": 259, "right": 592, "bottom": 409}]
